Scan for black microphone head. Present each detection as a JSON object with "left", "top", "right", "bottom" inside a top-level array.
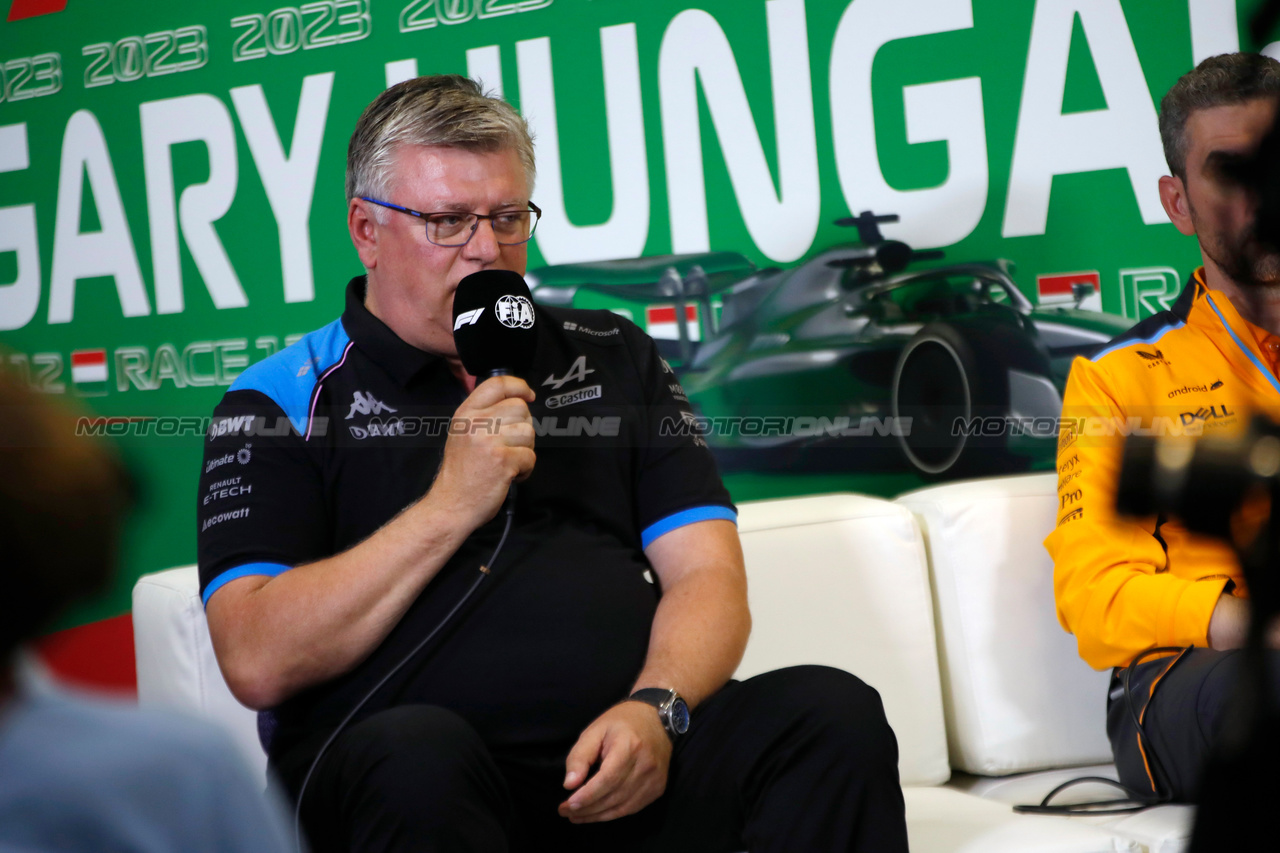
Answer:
[{"left": 451, "top": 269, "right": 539, "bottom": 378}]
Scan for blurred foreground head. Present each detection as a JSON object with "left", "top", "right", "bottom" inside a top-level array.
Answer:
[{"left": 0, "top": 370, "right": 132, "bottom": 661}]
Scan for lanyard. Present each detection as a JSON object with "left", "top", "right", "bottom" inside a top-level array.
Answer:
[{"left": 1206, "top": 294, "right": 1280, "bottom": 398}]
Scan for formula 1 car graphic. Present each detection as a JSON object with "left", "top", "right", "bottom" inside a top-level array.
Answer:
[{"left": 528, "top": 213, "right": 1133, "bottom": 478}]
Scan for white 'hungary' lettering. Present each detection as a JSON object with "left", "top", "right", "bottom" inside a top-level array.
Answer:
[
  {"left": 829, "top": 0, "right": 988, "bottom": 250},
  {"left": 231, "top": 71, "right": 334, "bottom": 305},
  {"left": 49, "top": 110, "right": 151, "bottom": 325},
  {"left": 0, "top": 123, "right": 41, "bottom": 331},
  {"left": 659, "top": 0, "right": 819, "bottom": 263},
  {"left": 517, "top": 24, "right": 649, "bottom": 264},
  {"left": 1003, "top": 0, "right": 1166, "bottom": 237},
  {"left": 141, "top": 93, "right": 246, "bottom": 314}
]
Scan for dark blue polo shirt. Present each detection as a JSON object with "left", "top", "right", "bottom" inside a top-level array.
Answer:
[{"left": 196, "top": 277, "right": 735, "bottom": 766}]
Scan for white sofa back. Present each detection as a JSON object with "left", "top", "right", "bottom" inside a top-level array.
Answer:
[
  {"left": 134, "top": 494, "right": 951, "bottom": 788},
  {"left": 132, "top": 567, "right": 266, "bottom": 780},
  {"left": 897, "top": 474, "right": 1113, "bottom": 776},
  {"left": 735, "top": 494, "right": 949, "bottom": 787}
]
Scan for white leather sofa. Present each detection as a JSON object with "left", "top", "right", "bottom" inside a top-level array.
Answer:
[
  {"left": 134, "top": 485, "right": 1181, "bottom": 851},
  {"left": 897, "top": 475, "right": 1194, "bottom": 853}
]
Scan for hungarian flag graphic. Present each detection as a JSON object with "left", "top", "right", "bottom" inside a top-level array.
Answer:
[
  {"left": 1036, "top": 271, "right": 1102, "bottom": 312},
  {"left": 71, "top": 349, "right": 108, "bottom": 393},
  {"left": 644, "top": 304, "right": 701, "bottom": 341}
]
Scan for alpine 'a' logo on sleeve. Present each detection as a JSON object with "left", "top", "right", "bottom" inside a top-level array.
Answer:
[{"left": 454, "top": 308, "right": 485, "bottom": 330}]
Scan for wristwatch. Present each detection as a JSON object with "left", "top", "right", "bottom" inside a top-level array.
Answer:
[{"left": 628, "top": 688, "right": 691, "bottom": 739}]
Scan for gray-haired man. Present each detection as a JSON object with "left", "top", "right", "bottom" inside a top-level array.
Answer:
[{"left": 198, "top": 75, "right": 907, "bottom": 852}]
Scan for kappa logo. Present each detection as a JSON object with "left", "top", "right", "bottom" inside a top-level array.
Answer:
[
  {"left": 347, "top": 391, "right": 398, "bottom": 419},
  {"left": 454, "top": 308, "right": 485, "bottom": 330},
  {"left": 495, "top": 295, "right": 535, "bottom": 329},
  {"left": 543, "top": 356, "right": 595, "bottom": 391}
]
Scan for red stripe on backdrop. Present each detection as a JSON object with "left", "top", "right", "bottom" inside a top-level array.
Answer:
[
  {"left": 71, "top": 349, "right": 107, "bottom": 367},
  {"left": 646, "top": 305, "right": 697, "bottom": 324},
  {"left": 6, "top": 0, "right": 67, "bottom": 22},
  {"left": 1037, "top": 272, "right": 1100, "bottom": 296},
  {"left": 33, "top": 614, "right": 137, "bottom": 695}
]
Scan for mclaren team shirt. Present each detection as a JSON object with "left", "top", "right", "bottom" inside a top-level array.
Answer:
[
  {"left": 1046, "top": 269, "right": 1280, "bottom": 670},
  {"left": 196, "top": 277, "right": 735, "bottom": 766}
]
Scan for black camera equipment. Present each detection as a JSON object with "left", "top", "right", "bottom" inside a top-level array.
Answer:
[{"left": 1117, "top": 417, "right": 1280, "bottom": 848}]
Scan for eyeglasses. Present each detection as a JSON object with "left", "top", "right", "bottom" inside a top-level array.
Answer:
[{"left": 361, "top": 197, "right": 541, "bottom": 247}]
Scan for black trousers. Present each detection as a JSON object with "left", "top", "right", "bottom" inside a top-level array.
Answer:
[
  {"left": 1107, "top": 647, "right": 1280, "bottom": 802},
  {"left": 288, "top": 665, "right": 907, "bottom": 853}
]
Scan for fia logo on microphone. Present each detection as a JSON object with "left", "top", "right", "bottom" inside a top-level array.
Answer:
[
  {"left": 495, "top": 295, "right": 535, "bottom": 329},
  {"left": 454, "top": 308, "right": 485, "bottom": 330}
]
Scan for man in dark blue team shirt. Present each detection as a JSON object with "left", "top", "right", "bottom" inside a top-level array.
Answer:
[{"left": 197, "top": 74, "right": 907, "bottom": 852}]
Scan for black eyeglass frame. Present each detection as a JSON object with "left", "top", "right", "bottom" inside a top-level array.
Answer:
[{"left": 360, "top": 197, "right": 542, "bottom": 247}]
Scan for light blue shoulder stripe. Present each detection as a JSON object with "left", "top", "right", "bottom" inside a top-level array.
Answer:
[
  {"left": 1207, "top": 298, "right": 1280, "bottom": 397},
  {"left": 1089, "top": 320, "right": 1185, "bottom": 363},
  {"left": 202, "top": 562, "right": 291, "bottom": 607},
  {"left": 229, "top": 319, "right": 350, "bottom": 434},
  {"left": 641, "top": 505, "right": 738, "bottom": 550}
]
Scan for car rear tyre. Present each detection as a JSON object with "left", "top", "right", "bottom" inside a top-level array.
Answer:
[{"left": 891, "top": 323, "right": 1005, "bottom": 478}]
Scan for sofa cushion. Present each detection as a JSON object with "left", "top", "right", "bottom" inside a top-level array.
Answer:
[
  {"left": 897, "top": 475, "right": 1112, "bottom": 775},
  {"left": 904, "top": 786, "right": 1139, "bottom": 852},
  {"left": 950, "top": 767, "right": 1194, "bottom": 853},
  {"left": 132, "top": 566, "right": 265, "bottom": 781},
  {"left": 736, "top": 494, "right": 949, "bottom": 786}
]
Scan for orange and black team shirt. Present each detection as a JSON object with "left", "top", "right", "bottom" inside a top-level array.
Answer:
[{"left": 1046, "top": 268, "right": 1280, "bottom": 671}]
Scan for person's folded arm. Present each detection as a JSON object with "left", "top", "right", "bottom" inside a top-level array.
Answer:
[
  {"left": 1046, "top": 357, "right": 1234, "bottom": 670},
  {"left": 559, "top": 518, "right": 749, "bottom": 823}
]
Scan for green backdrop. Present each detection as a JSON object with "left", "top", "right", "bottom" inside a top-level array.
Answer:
[{"left": 0, "top": 0, "right": 1272, "bottom": 630}]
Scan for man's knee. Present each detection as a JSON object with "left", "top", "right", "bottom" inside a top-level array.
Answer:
[
  {"left": 755, "top": 665, "right": 899, "bottom": 769},
  {"left": 328, "top": 705, "right": 504, "bottom": 808},
  {"left": 304, "top": 705, "right": 512, "bottom": 851}
]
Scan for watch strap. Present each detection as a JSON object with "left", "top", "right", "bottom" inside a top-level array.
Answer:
[
  {"left": 629, "top": 688, "right": 674, "bottom": 706},
  {"left": 628, "top": 688, "right": 686, "bottom": 739}
]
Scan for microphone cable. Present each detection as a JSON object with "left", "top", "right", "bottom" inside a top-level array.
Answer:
[
  {"left": 291, "top": 488, "right": 518, "bottom": 852},
  {"left": 1012, "top": 645, "right": 1190, "bottom": 816}
]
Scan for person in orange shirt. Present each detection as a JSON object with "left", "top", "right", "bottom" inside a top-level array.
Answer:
[{"left": 1046, "top": 53, "right": 1280, "bottom": 803}]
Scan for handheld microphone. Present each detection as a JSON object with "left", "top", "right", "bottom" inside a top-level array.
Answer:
[
  {"left": 451, "top": 269, "right": 539, "bottom": 379},
  {"left": 451, "top": 269, "right": 539, "bottom": 509}
]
